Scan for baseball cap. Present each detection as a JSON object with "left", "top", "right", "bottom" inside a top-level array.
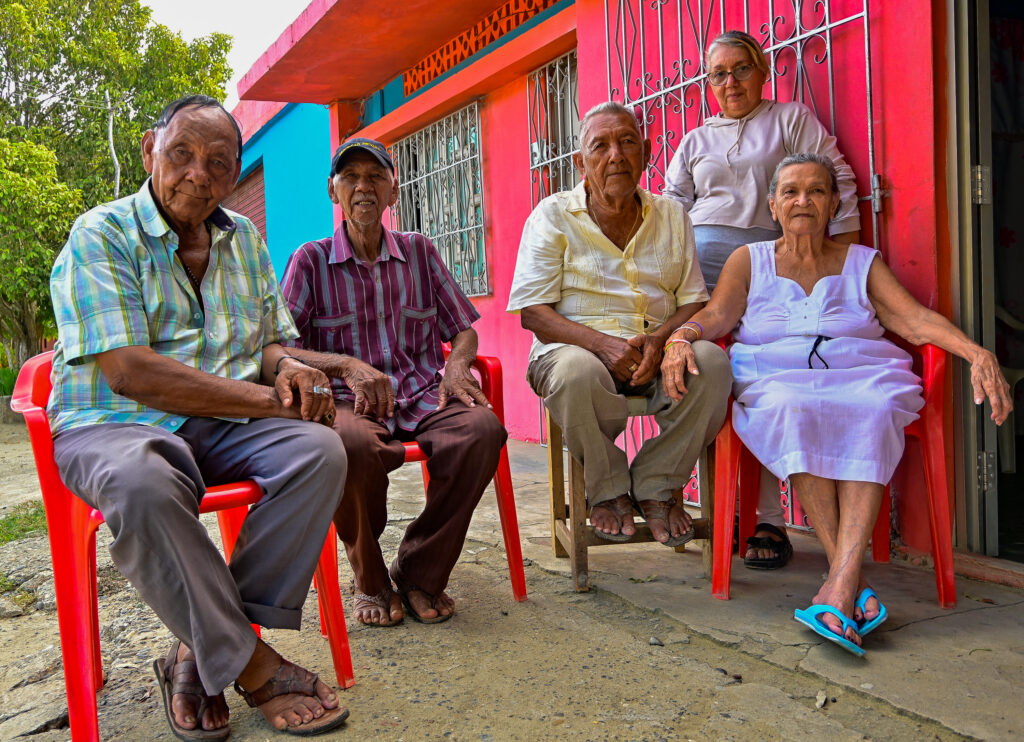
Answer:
[{"left": 330, "top": 137, "right": 395, "bottom": 175}]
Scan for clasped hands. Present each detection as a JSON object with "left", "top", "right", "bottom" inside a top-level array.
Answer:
[{"left": 595, "top": 333, "right": 665, "bottom": 389}]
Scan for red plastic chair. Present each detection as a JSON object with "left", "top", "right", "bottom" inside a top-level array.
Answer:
[
  {"left": 711, "top": 343, "right": 956, "bottom": 608},
  {"left": 11, "top": 351, "right": 355, "bottom": 742},
  {"left": 390, "top": 352, "right": 527, "bottom": 602}
]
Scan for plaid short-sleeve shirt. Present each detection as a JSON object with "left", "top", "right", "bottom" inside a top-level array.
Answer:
[
  {"left": 48, "top": 181, "right": 298, "bottom": 435},
  {"left": 281, "top": 224, "right": 480, "bottom": 432}
]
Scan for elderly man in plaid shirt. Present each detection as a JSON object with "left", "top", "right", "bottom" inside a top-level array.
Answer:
[
  {"left": 280, "top": 137, "right": 507, "bottom": 628},
  {"left": 49, "top": 95, "right": 350, "bottom": 739}
]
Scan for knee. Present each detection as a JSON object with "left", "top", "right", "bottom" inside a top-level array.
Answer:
[
  {"left": 471, "top": 407, "right": 508, "bottom": 452},
  {"left": 293, "top": 422, "right": 348, "bottom": 486},
  {"left": 690, "top": 341, "right": 733, "bottom": 396},
  {"left": 542, "top": 347, "right": 612, "bottom": 393}
]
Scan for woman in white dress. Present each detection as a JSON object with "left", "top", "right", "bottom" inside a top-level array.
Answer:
[{"left": 660, "top": 153, "right": 1012, "bottom": 655}]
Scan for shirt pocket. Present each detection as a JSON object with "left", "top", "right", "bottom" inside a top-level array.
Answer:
[
  {"left": 224, "top": 294, "right": 265, "bottom": 353},
  {"left": 399, "top": 304, "right": 438, "bottom": 353},
  {"left": 311, "top": 312, "right": 358, "bottom": 355}
]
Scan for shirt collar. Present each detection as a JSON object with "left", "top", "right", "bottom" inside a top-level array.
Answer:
[
  {"left": 567, "top": 180, "right": 654, "bottom": 217},
  {"left": 330, "top": 221, "right": 407, "bottom": 265},
  {"left": 137, "top": 179, "right": 236, "bottom": 240}
]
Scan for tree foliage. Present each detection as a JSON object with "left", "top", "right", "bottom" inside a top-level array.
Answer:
[
  {"left": 0, "top": 0, "right": 233, "bottom": 372},
  {"left": 0, "top": 138, "right": 82, "bottom": 369}
]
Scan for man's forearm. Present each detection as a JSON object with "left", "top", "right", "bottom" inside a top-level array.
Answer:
[
  {"left": 97, "top": 345, "right": 285, "bottom": 418},
  {"left": 446, "top": 328, "right": 479, "bottom": 367},
  {"left": 284, "top": 346, "right": 357, "bottom": 378},
  {"left": 521, "top": 304, "right": 615, "bottom": 350}
]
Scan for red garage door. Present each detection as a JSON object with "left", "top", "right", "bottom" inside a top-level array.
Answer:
[{"left": 223, "top": 165, "right": 267, "bottom": 240}]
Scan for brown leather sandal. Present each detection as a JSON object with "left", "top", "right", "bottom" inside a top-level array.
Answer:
[
  {"left": 234, "top": 659, "right": 350, "bottom": 736},
  {"left": 589, "top": 493, "right": 637, "bottom": 542},
  {"left": 152, "top": 640, "right": 230, "bottom": 741},
  {"left": 636, "top": 498, "right": 694, "bottom": 547}
]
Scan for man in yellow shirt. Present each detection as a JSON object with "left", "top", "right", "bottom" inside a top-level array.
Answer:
[{"left": 508, "top": 101, "right": 731, "bottom": 545}]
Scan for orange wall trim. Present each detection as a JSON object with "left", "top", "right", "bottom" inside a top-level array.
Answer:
[{"left": 359, "top": 6, "right": 576, "bottom": 145}]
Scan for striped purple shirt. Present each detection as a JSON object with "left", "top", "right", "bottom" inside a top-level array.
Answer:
[{"left": 281, "top": 224, "right": 480, "bottom": 431}]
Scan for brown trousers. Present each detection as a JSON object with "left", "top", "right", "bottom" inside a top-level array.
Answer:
[{"left": 331, "top": 400, "right": 507, "bottom": 597}]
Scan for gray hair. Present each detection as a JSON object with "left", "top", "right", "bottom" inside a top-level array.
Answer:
[
  {"left": 768, "top": 152, "right": 840, "bottom": 198},
  {"left": 706, "top": 30, "right": 770, "bottom": 76},
  {"left": 579, "top": 101, "right": 642, "bottom": 146}
]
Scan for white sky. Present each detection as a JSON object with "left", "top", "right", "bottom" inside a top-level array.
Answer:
[{"left": 142, "top": 1, "right": 310, "bottom": 109}]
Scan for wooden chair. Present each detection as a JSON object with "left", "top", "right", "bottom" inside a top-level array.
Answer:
[
  {"left": 546, "top": 397, "right": 714, "bottom": 591},
  {"left": 11, "top": 351, "right": 354, "bottom": 742},
  {"left": 711, "top": 343, "right": 956, "bottom": 608}
]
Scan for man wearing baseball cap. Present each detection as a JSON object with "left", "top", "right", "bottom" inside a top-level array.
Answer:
[{"left": 280, "top": 137, "right": 507, "bottom": 626}]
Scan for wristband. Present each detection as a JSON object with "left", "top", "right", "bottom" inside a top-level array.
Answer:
[
  {"left": 664, "top": 337, "right": 692, "bottom": 351},
  {"left": 682, "top": 320, "right": 704, "bottom": 339},
  {"left": 274, "top": 354, "right": 297, "bottom": 375}
]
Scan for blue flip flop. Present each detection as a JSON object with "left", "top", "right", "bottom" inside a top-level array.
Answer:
[
  {"left": 855, "top": 587, "right": 888, "bottom": 636},
  {"left": 794, "top": 604, "right": 866, "bottom": 657}
]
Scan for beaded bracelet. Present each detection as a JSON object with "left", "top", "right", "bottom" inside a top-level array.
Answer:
[
  {"left": 663, "top": 337, "right": 691, "bottom": 351},
  {"left": 681, "top": 320, "right": 704, "bottom": 339}
]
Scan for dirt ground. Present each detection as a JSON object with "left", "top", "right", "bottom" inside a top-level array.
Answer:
[{"left": 0, "top": 422, "right": 968, "bottom": 741}]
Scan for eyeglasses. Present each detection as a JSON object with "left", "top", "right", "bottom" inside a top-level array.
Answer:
[{"left": 708, "top": 63, "right": 757, "bottom": 87}]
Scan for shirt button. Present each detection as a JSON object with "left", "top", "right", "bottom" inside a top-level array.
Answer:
[
  {"left": 193, "top": 313, "right": 201, "bottom": 320},
  {"left": 208, "top": 331, "right": 215, "bottom": 339}
]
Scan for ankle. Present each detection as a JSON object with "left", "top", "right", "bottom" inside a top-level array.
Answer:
[{"left": 236, "top": 640, "right": 281, "bottom": 693}]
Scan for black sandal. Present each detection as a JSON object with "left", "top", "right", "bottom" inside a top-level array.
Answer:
[{"left": 743, "top": 522, "right": 793, "bottom": 570}]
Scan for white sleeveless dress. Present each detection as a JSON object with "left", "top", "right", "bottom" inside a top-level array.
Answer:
[{"left": 730, "top": 242, "right": 924, "bottom": 484}]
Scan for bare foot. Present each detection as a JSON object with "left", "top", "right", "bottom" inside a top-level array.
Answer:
[
  {"left": 852, "top": 579, "right": 881, "bottom": 624},
  {"left": 636, "top": 499, "right": 692, "bottom": 544},
  {"left": 589, "top": 493, "right": 637, "bottom": 538},
  {"left": 811, "top": 582, "right": 861, "bottom": 647},
  {"left": 404, "top": 589, "right": 455, "bottom": 621},
  {"left": 166, "top": 642, "right": 229, "bottom": 734},
  {"left": 354, "top": 588, "right": 404, "bottom": 626},
  {"left": 236, "top": 642, "right": 348, "bottom": 734}
]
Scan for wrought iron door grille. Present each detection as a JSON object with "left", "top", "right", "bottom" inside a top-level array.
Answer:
[
  {"left": 389, "top": 103, "right": 490, "bottom": 297},
  {"left": 528, "top": 50, "right": 582, "bottom": 207}
]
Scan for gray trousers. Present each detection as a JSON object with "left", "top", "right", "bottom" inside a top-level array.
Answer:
[
  {"left": 53, "top": 417, "right": 346, "bottom": 695},
  {"left": 528, "top": 340, "right": 731, "bottom": 506}
]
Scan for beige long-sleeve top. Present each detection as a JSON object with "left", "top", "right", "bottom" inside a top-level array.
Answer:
[{"left": 664, "top": 99, "right": 861, "bottom": 235}]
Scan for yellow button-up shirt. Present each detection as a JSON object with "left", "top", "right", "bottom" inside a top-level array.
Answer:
[{"left": 507, "top": 182, "right": 708, "bottom": 363}]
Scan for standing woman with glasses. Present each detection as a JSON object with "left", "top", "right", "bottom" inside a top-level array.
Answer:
[{"left": 664, "top": 30, "right": 861, "bottom": 570}]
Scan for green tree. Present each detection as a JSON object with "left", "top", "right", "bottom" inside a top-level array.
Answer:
[
  {"left": 0, "top": 0, "right": 233, "bottom": 375},
  {"left": 0, "top": 138, "right": 82, "bottom": 369},
  {"left": 0, "top": 0, "right": 233, "bottom": 210}
]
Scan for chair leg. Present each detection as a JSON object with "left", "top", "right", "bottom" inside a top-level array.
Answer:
[
  {"left": 313, "top": 524, "right": 355, "bottom": 688},
  {"left": 493, "top": 446, "right": 528, "bottom": 601},
  {"left": 547, "top": 413, "right": 569, "bottom": 559},
  {"left": 712, "top": 421, "right": 741, "bottom": 600},
  {"left": 53, "top": 498, "right": 103, "bottom": 742},
  {"left": 921, "top": 428, "right": 957, "bottom": 608},
  {"left": 736, "top": 447, "right": 760, "bottom": 549},
  {"left": 216, "top": 507, "right": 262, "bottom": 637},
  {"left": 698, "top": 447, "right": 715, "bottom": 579},
  {"left": 568, "top": 454, "right": 589, "bottom": 592}
]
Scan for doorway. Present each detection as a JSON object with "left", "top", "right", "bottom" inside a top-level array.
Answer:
[{"left": 989, "top": 0, "right": 1024, "bottom": 562}]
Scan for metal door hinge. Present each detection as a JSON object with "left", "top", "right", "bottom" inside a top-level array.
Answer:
[
  {"left": 860, "top": 173, "right": 889, "bottom": 214},
  {"left": 972, "top": 165, "right": 992, "bottom": 205},
  {"left": 978, "top": 451, "right": 996, "bottom": 492}
]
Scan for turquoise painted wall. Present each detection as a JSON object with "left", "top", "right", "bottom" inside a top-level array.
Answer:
[{"left": 239, "top": 103, "right": 335, "bottom": 276}]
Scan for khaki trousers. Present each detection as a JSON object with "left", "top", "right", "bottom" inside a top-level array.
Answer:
[{"left": 528, "top": 340, "right": 731, "bottom": 506}]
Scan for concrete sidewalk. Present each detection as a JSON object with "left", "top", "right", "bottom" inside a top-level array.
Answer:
[{"left": 399, "top": 439, "right": 1024, "bottom": 741}]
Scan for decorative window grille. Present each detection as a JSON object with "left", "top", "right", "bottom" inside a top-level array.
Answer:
[
  {"left": 605, "top": 0, "right": 878, "bottom": 247},
  {"left": 528, "top": 50, "right": 581, "bottom": 207},
  {"left": 389, "top": 103, "right": 489, "bottom": 296}
]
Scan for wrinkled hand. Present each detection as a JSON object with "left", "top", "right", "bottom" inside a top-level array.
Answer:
[
  {"left": 970, "top": 349, "right": 1013, "bottom": 425},
  {"left": 438, "top": 361, "right": 491, "bottom": 409},
  {"left": 594, "top": 335, "right": 645, "bottom": 383},
  {"left": 628, "top": 334, "right": 663, "bottom": 387},
  {"left": 275, "top": 362, "right": 335, "bottom": 425},
  {"left": 342, "top": 358, "right": 394, "bottom": 420},
  {"left": 661, "top": 341, "right": 700, "bottom": 400}
]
